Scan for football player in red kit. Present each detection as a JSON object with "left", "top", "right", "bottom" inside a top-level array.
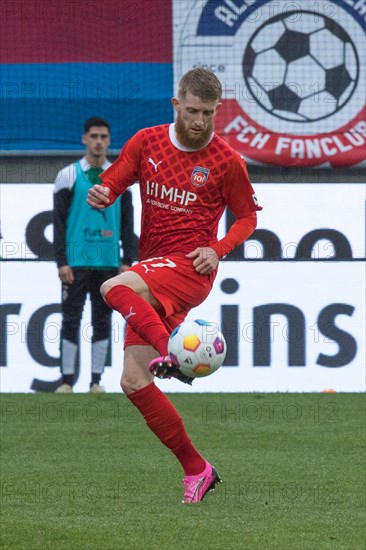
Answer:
[{"left": 87, "top": 68, "right": 262, "bottom": 503}]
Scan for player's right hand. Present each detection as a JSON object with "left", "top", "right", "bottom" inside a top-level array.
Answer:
[
  {"left": 87, "top": 184, "right": 110, "bottom": 209},
  {"left": 59, "top": 265, "right": 74, "bottom": 284}
]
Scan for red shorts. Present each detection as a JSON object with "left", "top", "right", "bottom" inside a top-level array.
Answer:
[{"left": 124, "top": 255, "right": 217, "bottom": 347}]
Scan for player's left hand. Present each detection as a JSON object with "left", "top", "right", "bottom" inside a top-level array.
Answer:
[{"left": 186, "top": 247, "right": 219, "bottom": 275}]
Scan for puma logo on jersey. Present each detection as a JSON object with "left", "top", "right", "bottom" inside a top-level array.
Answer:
[
  {"left": 148, "top": 158, "right": 162, "bottom": 172},
  {"left": 125, "top": 307, "right": 136, "bottom": 320}
]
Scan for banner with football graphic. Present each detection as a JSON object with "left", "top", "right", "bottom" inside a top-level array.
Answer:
[
  {"left": 173, "top": 0, "right": 366, "bottom": 167},
  {"left": 2, "top": 0, "right": 365, "bottom": 167}
]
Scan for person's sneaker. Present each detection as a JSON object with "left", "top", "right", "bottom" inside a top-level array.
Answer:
[
  {"left": 89, "top": 383, "right": 106, "bottom": 393},
  {"left": 148, "top": 355, "right": 194, "bottom": 386},
  {"left": 182, "top": 461, "right": 222, "bottom": 504},
  {"left": 55, "top": 383, "right": 73, "bottom": 393}
]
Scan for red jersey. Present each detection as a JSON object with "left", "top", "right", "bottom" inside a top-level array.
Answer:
[{"left": 101, "top": 124, "right": 261, "bottom": 260}]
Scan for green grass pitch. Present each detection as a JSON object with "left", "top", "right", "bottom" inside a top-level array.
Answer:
[{"left": 1, "top": 393, "right": 365, "bottom": 550}]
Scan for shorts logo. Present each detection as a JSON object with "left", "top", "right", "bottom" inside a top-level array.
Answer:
[
  {"left": 175, "top": 0, "right": 366, "bottom": 168},
  {"left": 191, "top": 166, "right": 210, "bottom": 187}
]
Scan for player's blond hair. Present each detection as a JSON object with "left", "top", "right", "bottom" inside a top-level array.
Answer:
[{"left": 178, "top": 68, "right": 222, "bottom": 102}]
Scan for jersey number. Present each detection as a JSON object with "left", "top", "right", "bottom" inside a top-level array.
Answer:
[{"left": 141, "top": 257, "right": 177, "bottom": 273}]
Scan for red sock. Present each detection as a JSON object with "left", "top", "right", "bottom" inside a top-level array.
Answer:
[
  {"left": 128, "top": 383, "right": 206, "bottom": 476},
  {"left": 105, "top": 285, "right": 169, "bottom": 355}
]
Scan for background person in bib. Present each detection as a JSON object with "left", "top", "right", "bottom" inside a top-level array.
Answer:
[{"left": 53, "top": 117, "right": 137, "bottom": 393}]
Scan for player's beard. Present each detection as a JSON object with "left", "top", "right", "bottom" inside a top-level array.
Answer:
[{"left": 175, "top": 115, "right": 213, "bottom": 149}]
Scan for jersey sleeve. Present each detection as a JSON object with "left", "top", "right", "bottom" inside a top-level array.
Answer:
[
  {"left": 210, "top": 154, "right": 262, "bottom": 259},
  {"left": 53, "top": 166, "right": 75, "bottom": 267},
  {"left": 100, "top": 131, "right": 142, "bottom": 204},
  {"left": 211, "top": 213, "right": 257, "bottom": 259},
  {"left": 53, "top": 186, "right": 73, "bottom": 267},
  {"left": 120, "top": 188, "right": 139, "bottom": 265},
  {"left": 223, "top": 154, "right": 262, "bottom": 218}
]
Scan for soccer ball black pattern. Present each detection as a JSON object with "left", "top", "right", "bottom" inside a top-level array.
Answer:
[{"left": 243, "top": 11, "right": 359, "bottom": 122}]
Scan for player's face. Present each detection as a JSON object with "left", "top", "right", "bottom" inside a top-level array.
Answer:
[
  {"left": 172, "top": 92, "right": 221, "bottom": 149},
  {"left": 82, "top": 126, "right": 111, "bottom": 159}
]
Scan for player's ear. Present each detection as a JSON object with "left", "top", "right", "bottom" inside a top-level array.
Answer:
[
  {"left": 215, "top": 102, "right": 222, "bottom": 115},
  {"left": 82, "top": 134, "right": 87, "bottom": 145},
  {"left": 172, "top": 97, "right": 180, "bottom": 112}
]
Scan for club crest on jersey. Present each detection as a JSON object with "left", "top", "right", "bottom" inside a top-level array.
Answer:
[{"left": 191, "top": 166, "right": 210, "bottom": 187}]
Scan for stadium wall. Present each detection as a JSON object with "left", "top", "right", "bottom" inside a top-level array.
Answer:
[{"left": 1, "top": 159, "right": 365, "bottom": 393}]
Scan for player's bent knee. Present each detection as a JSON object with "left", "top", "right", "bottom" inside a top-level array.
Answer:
[
  {"left": 100, "top": 279, "right": 113, "bottom": 298},
  {"left": 100, "top": 271, "right": 142, "bottom": 300},
  {"left": 120, "top": 369, "right": 153, "bottom": 396},
  {"left": 120, "top": 374, "right": 128, "bottom": 394},
  {"left": 120, "top": 373, "right": 138, "bottom": 395}
]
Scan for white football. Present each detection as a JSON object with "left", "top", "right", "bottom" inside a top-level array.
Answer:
[{"left": 168, "top": 319, "right": 227, "bottom": 378}]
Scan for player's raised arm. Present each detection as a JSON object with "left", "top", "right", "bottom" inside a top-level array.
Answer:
[{"left": 90, "top": 130, "right": 142, "bottom": 207}]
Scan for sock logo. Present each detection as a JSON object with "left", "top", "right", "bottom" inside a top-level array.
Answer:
[{"left": 125, "top": 306, "right": 136, "bottom": 320}]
